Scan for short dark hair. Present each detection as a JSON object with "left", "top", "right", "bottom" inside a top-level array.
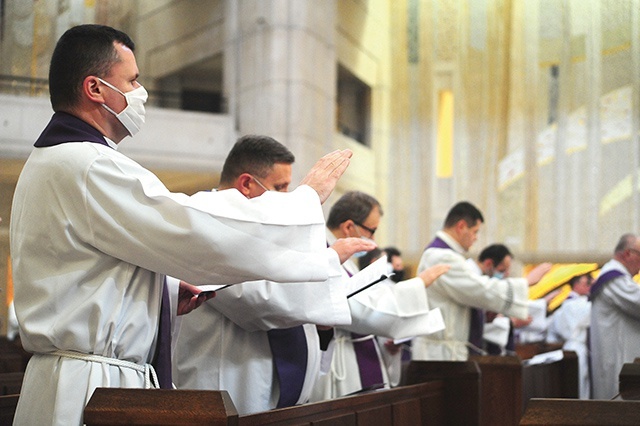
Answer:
[
  {"left": 568, "top": 273, "right": 591, "bottom": 288},
  {"left": 443, "top": 201, "right": 484, "bottom": 228},
  {"left": 614, "top": 233, "right": 638, "bottom": 254},
  {"left": 49, "top": 24, "right": 135, "bottom": 111},
  {"left": 326, "top": 191, "right": 382, "bottom": 230},
  {"left": 478, "top": 244, "right": 512, "bottom": 266},
  {"left": 383, "top": 246, "right": 402, "bottom": 261},
  {"left": 219, "top": 135, "right": 295, "bottom": 186}
]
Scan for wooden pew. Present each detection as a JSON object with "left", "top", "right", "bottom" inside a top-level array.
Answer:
[
  {"left": 84, "top": 389, "right": 238, "bottom": 425},
  {"left": 0, "top": 337, "right": 31, "bottom": 374},
  {"left": 83, "top": 362, "right": 481, "bottom": 425},
  {"left": 470, "top": 351, "right": 578, "bottom": 426},
  {"left": 520, "top": 398, "right": 640, "bottom": 425},
  {"left": 240, "top": 381, "right": 448, "bottom": 425},
  {"left": 402, "top": 360, "right": 481, "bottom": 425},
  {"left": 618, "top": 362, "right": 640, "bottom": 400},
  {"left": 83, "top": 382, "right": 452, "bottom": 425},
  {"left": 470, "top": 355, "right": 523, "bottom": 426},
  {"left": 0, "top": 371, "right": 23, "bottom": 395},
  {"left": 0, "top": 394, "right": 19, "bottom": 426},
  {"left": 521, "top": 351, "right": 579, "bottom": 403},
  {"left": 519, "top": 360, "right": 640, "bottom": 424}
]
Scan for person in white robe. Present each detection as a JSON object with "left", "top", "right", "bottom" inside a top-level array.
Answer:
[
  {"left": 412, "top": 201, "right": 551, "bottom": 361},
  {"left": 465, "top": 244, "right": 527, "bottom": 356},
  {"left": 546, "top": 273, "right": 593, "bottom": 399},
  {"left": 589, "top": 233, "right": 640, "bottom": 400},
  {"left": 310, "top": 192, "right": 449, "bottom": 401},
  {"left": 10, "top": 25, "right": 354, "bottom": 426},
  {"left": 174, "top": 136, "right": 372, "bottom": 415}
]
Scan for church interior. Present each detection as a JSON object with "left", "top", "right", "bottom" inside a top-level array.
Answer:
[{"left": 0, "top": 1, "right": 640, "bottom": 423}]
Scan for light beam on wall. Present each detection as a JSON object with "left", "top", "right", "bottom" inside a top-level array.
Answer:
[{"left": 436, "top": 90, "right": 454, "bottom": 178}]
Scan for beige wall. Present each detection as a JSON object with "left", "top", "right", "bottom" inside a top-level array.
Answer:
[{"left": 1, "top": 0, "right": 640, "bottom": 335}]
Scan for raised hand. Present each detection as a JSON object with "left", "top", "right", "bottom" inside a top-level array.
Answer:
[
  {"left": 330, "top": 237, "right": 377, "bottom": 264},
  {"left": 526, "top": 262, "right": 553, "bottom": 286},
  {"left": 418, "top": 264, "right": 451, "bottom": 287},
  {"left": 299, "top": 149, "right": 353, "bottom": 204}
]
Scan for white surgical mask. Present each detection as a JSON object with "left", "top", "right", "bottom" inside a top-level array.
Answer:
[{"left": 99, "top": 78, "right": 148, "bottom": 137}]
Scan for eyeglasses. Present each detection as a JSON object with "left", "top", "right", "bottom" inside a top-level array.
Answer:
[
  {"left": 353, "top": 220, "right": 377, "bottom": 236},
  {"left": 250, "top": 175, "right": 271, "bottom": 192}
]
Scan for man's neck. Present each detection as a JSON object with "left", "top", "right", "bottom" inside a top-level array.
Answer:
[
  {"left": 330, "top": 229, "right": 345, "bottom": 239},
  {"left": 443, "top": 228, "right": 462, "bottom": 247}
]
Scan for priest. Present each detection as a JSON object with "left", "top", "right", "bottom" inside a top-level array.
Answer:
[
  {"left": 412, "top": 201, "right": 551, "bottom": 361},
  {"left": 10, "top": 24, "right": 354, "bottom": 426},
  {"left": 173, "top": 135, "right": 373, "bottom": 414},
  {"left": 589, "top": 233, "right": 640, "bottom": 399}
]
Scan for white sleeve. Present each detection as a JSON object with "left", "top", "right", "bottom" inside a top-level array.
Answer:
[
  {"left": 419, "top": 249, "right": 530, "bottom": 319},
  {"left": 209, "top": 248, "right": 351, "bottom": 331},
  {"left": 341, "top": 278, "right": 441, "bottom": 339},
  {"left": 83, "top": 154, "right": 333, "bottom": 286}
]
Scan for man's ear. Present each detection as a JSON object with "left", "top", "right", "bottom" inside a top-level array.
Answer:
[
  {"left": 339, "top": 220, "right": 356, "bottom": 238},
  {"left": 236, "top": 173, "right": 253, "bottom": 197},
  {"left": 455, "top": 219, "right": 468, "bottom": 234},
  {"left": 83, "top": 76, "right": 105, "bottom": 103},
  {"left": 481, "top": 259, "right": 494, "bottom": 272}
]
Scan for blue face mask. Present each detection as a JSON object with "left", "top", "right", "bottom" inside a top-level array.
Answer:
[
  {"left": 353, "top": 236, "right": 375, "bottom": 258},
  {"left": 493, "top": 272, "right": 505, "bottom": 279}
]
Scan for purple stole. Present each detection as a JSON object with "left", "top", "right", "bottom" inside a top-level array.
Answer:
[
  {"left": 343, "top": 266, "right": 384, "bottom": 389},
  {"left": 426, "top": 237, "right": 484, "bottom": 354},
  {"left": 152, "top": 278, "right": 173, "bottom": 389},
  {"left": 35, "top": 112, "right": 173, "bottom": 389},
  {"left": 267, "top": 326, "right": 308, "bottom": 408},
  {"left": 590, "top": 269, "right": 625, "bottom": 300},
  {"left": 425, "top": 236, "right": 452, "bottom": 250}
]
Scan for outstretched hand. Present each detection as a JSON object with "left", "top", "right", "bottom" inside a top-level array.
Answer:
[
  {"left": 330, "top": 237, "right": 377, "bottom": 264},
  {"left": 418, "top": 264, "right": 451, "bottom": 287},
  {"left": 177, "top": 280, "right": 216, "bottom": 316},
  {"left": 526, "top": 262, "right": 553, "bottom": 286},
  {"left": 300, "top": 150, "right": 353, "bottom": 204}
]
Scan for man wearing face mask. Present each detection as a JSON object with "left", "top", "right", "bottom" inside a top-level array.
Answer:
[
  {"left": 10, "top": 25, "right": 356, "bottom": 425},
  {"left": 310, "top": 191, "right": 450, "bottom": 401},
  {"left": 466, "top": 244, "right": 532, "bottom": 356}
]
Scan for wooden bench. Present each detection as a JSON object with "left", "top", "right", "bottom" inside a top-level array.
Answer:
[
  {"left": 618, "top": 362, "right": 640, "bottom": 400},
  {"left": 402, "top": 360, "right": 481, "bottom": 425},
  {"left": 0, "top": 394, "right": 19, "bottom": 425},
  {"left": 83, "top": 382, "right": 449, "bottom": 425},
  {"left": 470, "top": 351, "right": 578, "bottom": 426},
  {"left": 0, "top": 337, "right": 31, "bottom": 374},
  {"left": 520, "top": 360, "right": 640, "bottom": 424},
  {"left": 0, "top": 372, "right": 23, "bottom": 395},
  {"left": 240, "top": 381, "right": 448, "bottom": 425},
  {"left": 83, "top": 361, "right": 481, "bottom": 425},
  {"left": 520, "top": 398, "right": 640, "bottom": 425}
]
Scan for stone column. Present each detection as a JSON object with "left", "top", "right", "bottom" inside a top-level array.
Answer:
[{"left": 224, "top": 0, "right": 337, "bottom": 184}]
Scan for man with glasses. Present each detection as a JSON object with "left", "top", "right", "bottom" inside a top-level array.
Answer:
[
  {"left": 590, "top": 233, "right": 640, "bottom": 399},
  {"left": 311, "top": 191, "right": 449, "bottom": 401}
]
